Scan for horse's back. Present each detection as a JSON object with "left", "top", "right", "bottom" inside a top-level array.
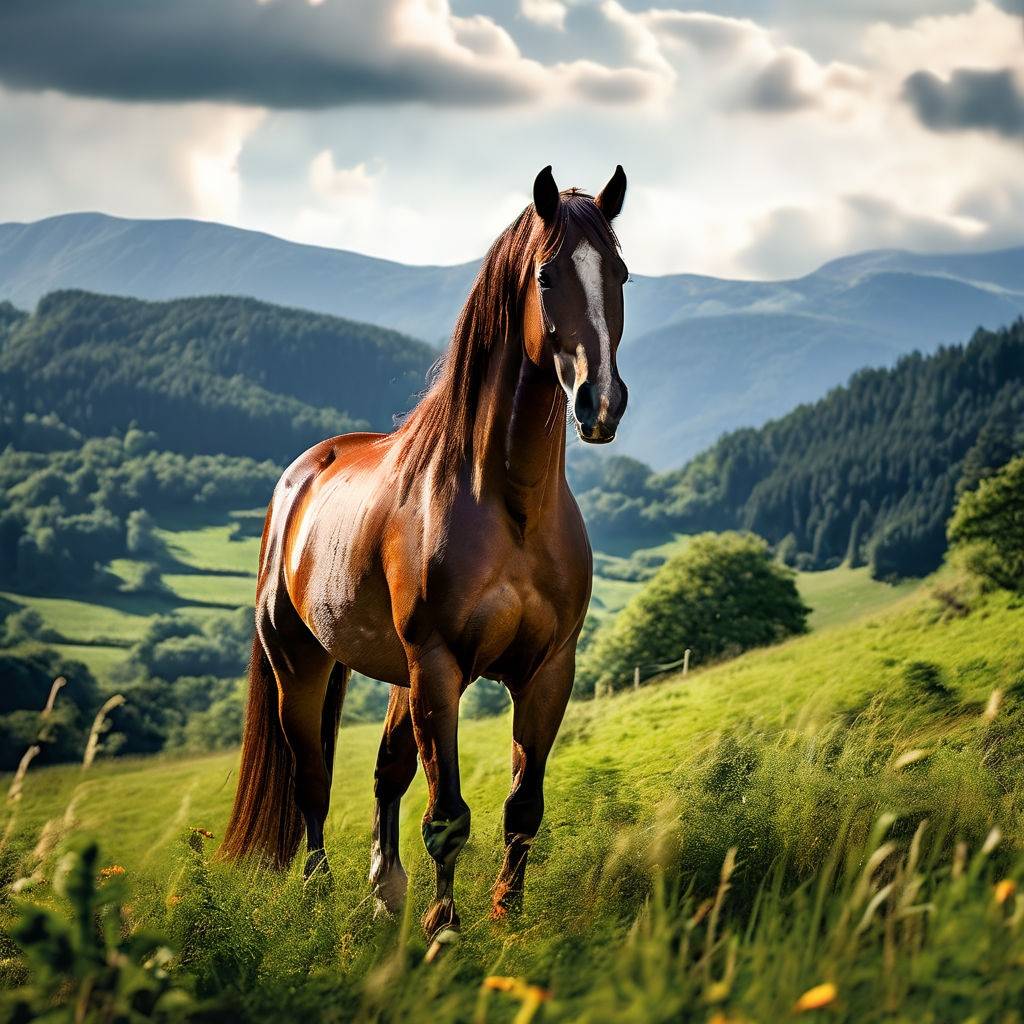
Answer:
[{"left": 258, "top": 430, "right": 412, "bottom": 682}]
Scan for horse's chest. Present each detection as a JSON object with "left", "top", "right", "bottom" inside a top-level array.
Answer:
[{"left": 458, "top": 533, "right": 588, "bottom": 679}]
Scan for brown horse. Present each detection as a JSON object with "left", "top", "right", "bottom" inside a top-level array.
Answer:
[{"left": 220, "top": 165, "right": 630, "bottom": 937}]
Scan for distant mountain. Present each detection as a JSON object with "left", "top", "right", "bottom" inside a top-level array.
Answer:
[
  {"left": 3, "top": 213, "right": 1023, "bottom": 468},
  {"left": 0, "top": 213, "right": 479, "bottom": 345},
  {"left": 0, "top": 290, "right": 434, "bottom": 462}
]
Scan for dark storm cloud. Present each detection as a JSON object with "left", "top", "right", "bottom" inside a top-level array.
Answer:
[
  {"left": 0, "top": 0, "right": 544, "bottom": 109},
  {"left": 902, "top": 68, "right": 1024, "bottom": 139}
]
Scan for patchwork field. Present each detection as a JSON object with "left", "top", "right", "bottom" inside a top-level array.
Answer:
[{"left": 2, "top": 517, "right": 914, "bottom": 691}]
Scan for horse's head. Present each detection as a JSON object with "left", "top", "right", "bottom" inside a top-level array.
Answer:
[{"left": 524, "top": 165, "right": 629, "bottom": 445}]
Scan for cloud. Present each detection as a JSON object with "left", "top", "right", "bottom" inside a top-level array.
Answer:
[
  {"left": 902, "top": 67, "right": 1024, "bottom": 138},
  {"left": 0, "top": 0, "right": 661, "bottom": 111},
  {"left": 520, "top": 0, "right": 567, "bottom": 31},
  {"left": 737, "top": 193, "right": 997, "bottom": 277},
  {"left": 599, "top": 4, "right": 866, "bottom": 118},
  {"left": 745, "top": 54, "right": 820, "bottom": 112},
  {"left": 309, "top": 151, "right": 378, "bottom": 202}
]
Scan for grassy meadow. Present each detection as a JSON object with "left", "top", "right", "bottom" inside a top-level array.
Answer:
[
  {"left": 3, "top": 573, "right": 1023, "bottom": 1021},
  {"left": 2, "top": 518, "right": 911, "bottom": 691}
]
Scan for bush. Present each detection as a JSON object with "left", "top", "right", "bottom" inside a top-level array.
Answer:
[
  {"left": 576, "top": 532, "right": 808, "bottom": 695},
  {"left": 0, "top": 649, "right": 100, "bottom": 769},
  {"left": 948, "top": 454, "right": 1024, "bottom": 593},
  {"left": 462, "top": 678, "right": 510, "bottom": 719},
  {"left": 126, "top": 509, "right": 161, "bottom": 557},
  {"left": 2, "top": 607, "right": 62, "bottom": 646}
]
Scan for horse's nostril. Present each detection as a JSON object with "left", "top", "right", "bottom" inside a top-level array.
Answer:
[{"left": 574, "top": 381, "right": 598, "bottom": 423}]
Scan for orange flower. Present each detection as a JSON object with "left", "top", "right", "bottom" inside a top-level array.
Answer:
[
  {"left": 995, "top": 879, "right": 1017, "bottom": 904},
  {"left": 794, "top": 982, "right": 837, "bottom": 1012},
  {"left": 99, "top": 864, "right": 126, "bottom": 878},
  {"left": 167, "top": 893, "right": 182, "bottom": 907}
]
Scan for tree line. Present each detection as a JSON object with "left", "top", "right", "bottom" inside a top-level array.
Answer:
[
  {"left": 0, "top": 290, "right": 434, "bottom": 462},
  {"left": 575, "top": 320, "right": 1024, "bottom": 577}
]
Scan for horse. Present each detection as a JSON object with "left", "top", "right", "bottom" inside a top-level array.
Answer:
[{"left": 219, "top": 165, "right": 630, "bottom": 938}]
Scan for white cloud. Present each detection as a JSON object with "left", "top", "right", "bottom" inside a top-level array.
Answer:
[
  {"left": 0, "top": 87, "right": 263, "bottom": 226},
  {"left": 309, "top": 151, "right": 378, "bottom": 202},
  {"left": 1, "top": 1, "right": 1023, "bottom": 283},
  {"left": 520, "top": 0, "right": 567, "bottom": 31}
]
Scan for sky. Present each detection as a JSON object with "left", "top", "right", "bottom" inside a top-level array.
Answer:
[{"left": 0, "top": 0, "right": 1022, "bottom": 279}]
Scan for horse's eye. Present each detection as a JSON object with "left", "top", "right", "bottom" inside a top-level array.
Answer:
[{"left": 537, "top": 270, "right": 551, "bottom": 289}]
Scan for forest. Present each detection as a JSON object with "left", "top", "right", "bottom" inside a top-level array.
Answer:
[
  {"left": 0, "top": 290, "right": 434, "bottom": 461},
  {"left": 1, "top": 291, "right": 1022, "bottom": 767},
  {"left": 577, "top": 319, "right": 1024, "bottom": 577}
]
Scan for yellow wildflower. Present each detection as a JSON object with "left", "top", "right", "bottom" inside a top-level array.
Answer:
[
  {"left": 795, "top": 982, "right": 837, "bottom": 1012},
  {"left": 995, "top": 879, "right": 1017, "bottom": 904}
]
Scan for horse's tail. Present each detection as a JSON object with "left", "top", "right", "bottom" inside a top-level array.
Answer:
[{"left": 219, "top": 634, "right": 303, "bottom": 868}]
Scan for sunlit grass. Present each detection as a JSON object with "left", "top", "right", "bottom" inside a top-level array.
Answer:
[{"left": 3, "top": 581, "right": 1023, "bottom": 1020}]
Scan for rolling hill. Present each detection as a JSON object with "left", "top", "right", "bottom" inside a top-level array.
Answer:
[
  {"left": 3, "top": 213, "right": 1023, "bottom": 467},
  {"left": 0, "top": 289, "right": 435, "bottom": 461}
]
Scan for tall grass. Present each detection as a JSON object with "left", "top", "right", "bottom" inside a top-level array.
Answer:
[{"left": 2, "top": 580, "right": 1024, "bottom": 1021}]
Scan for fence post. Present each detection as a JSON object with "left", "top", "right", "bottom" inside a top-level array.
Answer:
[
  {"left": 633, "top": 666, "right": 640, "bottom": 690},
  {"left": 683, "top": 649, "right": 691, "bottom": 676}
]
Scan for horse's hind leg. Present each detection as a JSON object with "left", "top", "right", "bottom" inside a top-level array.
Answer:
[
  {"left": 263, "top": 621, "right": 341, "bottom": 879},
  {"left": 492, "top": 645, "right": 574, "bottom": 919},
  {"left": 369, "top": 685, "right": 417, "bottom": 916}
]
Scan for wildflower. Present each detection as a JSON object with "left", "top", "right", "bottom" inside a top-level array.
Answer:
[
  {"left": 482, "top": 976, "right": 552, "bottom": 1022},
  {"left": 995, "top": 879, "right": 1017, "bottom": 905},
  {"left": 794, "top": 982, "right": 837, "bottom": 1011},
  {"left": 99, "top": 864, "right": 126, "bottom": 879},
  {"left": 166, "top": 893, "right": 182, "bottom": 907}
]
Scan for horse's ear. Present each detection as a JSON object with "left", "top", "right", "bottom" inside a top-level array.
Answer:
[
  {"left": 596, "top": 165, "right": 627, "bottom": 221},
  {"left": 533, "top": 165, "right": 560, "bottom": 226}
]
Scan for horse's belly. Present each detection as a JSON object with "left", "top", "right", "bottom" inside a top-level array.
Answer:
[{"left": 303, "top": 576, "right": 410, "bottom": 686}]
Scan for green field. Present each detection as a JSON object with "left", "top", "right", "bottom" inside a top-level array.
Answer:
[
  {"left": 2, "top": 518, "right": 921, "bottom": 694},
  {"left": 4, "top": 577, "right": 1024, "bottom": 1021},
  {"left": 590, "top": 536, "right": 914, "bottom": 633}
]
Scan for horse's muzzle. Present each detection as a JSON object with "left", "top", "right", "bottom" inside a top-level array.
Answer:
[{"left": 573, "top": 377, "right": 627, "bottom": 444}]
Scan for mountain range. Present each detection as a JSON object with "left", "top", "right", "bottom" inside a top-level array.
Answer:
[{"left": 3, "top": 212, "right": 1023, "bottom": 468}]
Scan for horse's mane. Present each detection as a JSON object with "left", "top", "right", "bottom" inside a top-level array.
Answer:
[{"left": 394, "top": 190, "right": 618, "bottom": 505}]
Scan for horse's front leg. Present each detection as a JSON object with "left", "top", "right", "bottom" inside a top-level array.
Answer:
[
  {"left": 492, "top": 644, "right": 575, "bottom": 919},
  {"left": 407, "top": 641, "right": 471, "bottom": 938}
]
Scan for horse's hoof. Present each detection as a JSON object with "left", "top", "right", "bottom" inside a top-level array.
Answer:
[
  {"left": 303, "top": 849, "right": 332, "bottom": 885},
  {"left": 373, "top": 896, "right": 395, "bottom": 921},
  {"left": 491, "top": 882, "right": 523, "bottom": 921},
  {"left": 422, "top": 899, "right": 460, "bottom": 940},
  {"left": 370, "top": 864, "right": 408, "bottom": 918},
  {"left": 424, "top": 927, "right": 460, "bottom": 964}
]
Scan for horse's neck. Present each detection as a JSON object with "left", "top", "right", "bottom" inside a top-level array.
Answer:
[{"left": 474, "top": 336, "right": 565, "bottom": 527}]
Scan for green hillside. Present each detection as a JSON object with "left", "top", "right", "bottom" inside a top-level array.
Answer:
[
  {"left": 3, "top": 577, "right": 1023, "bottom": 1021},
  {"left": 0, "top": 290, "right": 435, "bottom": 461},
  {"left": 579, "top": 320, "right": 1024, "bottom": 573}
]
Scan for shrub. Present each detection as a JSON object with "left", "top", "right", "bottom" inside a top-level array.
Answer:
[
  {"left": 2, "top": 838, "right": 191, "bottom": 1021},
  {"left": 576, "top": 532, "right": 808, "bottom": 695},
  {"left": 948, "top": 454, "right": 1024, "bottom": 593},
  {"left": 462, "top": 678, "right": 511, "bottom": 719}
]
